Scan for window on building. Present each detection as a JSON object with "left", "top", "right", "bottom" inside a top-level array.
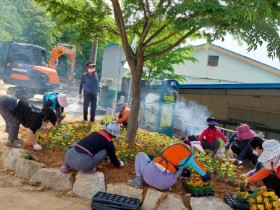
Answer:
[{"left": 207, "top": 55, "right": 219, "bottom": 67}]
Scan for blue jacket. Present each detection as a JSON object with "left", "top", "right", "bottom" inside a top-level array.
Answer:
[
  {"left": 79, "top": 72, "right": 99, "bottom": 95},
  {"left": 43, "top": 92, "right": 59, "bottom": 110},
  {"left": 228, "top": 133, "right": 251, "bottom": 160}
]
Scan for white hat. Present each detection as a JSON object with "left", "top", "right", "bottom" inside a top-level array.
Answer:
[
  {"left": 105, "top": 121, "right": 120, "bottom": 137},
  {"left": 57, "top": 93, "right": 69, "bottom": 107},
  {"left": 258, "top": 139, "right": 280, "bottom": 163}
]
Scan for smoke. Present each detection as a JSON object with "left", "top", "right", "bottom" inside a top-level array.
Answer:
[
  {"left": 145, "top": 93, "right": 159, "bottom": 103},
  {"left": 174, "top": 99, "right": 210, "bottom": 135}
]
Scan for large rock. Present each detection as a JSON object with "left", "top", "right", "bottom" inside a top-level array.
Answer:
[
  {"left": 106, "top": 183, "right": 143, "bottom": 201},
  {"left": 190, "top": 197, "right": 233, "bottom": 210},
  {"left": 141, "top": 188, "right": 163, "bottom": 210},
  {"left": 157, "top": 193, "right": 187, "bottom": 210},
  {"left": 15, "top": 158, "right": 45, "bottom": 180},
  {"left": 73, "top": 172, "right": 105, "bottom": 199},
  {"left": 0, "top": 142, "right": 25, "bottom": 170},
  {"left": 30, "top": 168, "right": 73, "bottom": 191}
]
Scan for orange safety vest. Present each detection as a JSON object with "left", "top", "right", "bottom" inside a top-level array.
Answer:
[{"left": 154, "top": 143, "right": 194, "bottom": 173}]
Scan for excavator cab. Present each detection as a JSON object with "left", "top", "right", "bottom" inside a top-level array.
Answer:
[{"left": 1, "top": 42, "right": 75, "bottom": 99}]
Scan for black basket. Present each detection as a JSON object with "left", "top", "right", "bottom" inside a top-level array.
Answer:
[
  {"left": 223, "top": 194, "right": 250, "bottom": 210},
  {"left": 92, "top": 191, "right": 141, "bottom": 210},
  {"left": 181, "top": 179, "right": 214, "bottom": 197}
]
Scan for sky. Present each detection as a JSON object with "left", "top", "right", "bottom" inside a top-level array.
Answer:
[{"left": 189, "top": 34, "right": 280, "bottom": 70}]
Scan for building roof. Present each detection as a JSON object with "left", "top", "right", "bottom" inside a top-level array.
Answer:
[
  {"left": 179, "top": 83, "right": 280, "bottom": 89},
  {"left": 195, "top": 44, "right": 280, "bottom": 76}
]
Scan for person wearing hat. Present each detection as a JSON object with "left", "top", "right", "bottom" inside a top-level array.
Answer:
[
  {"left": 225, "top": 124, "right": 258, "bottom": 165},
  {"left": 60, "top": 121, "right": 124, "bottom": 173},
  {"left": 115, "top": 102, "right": 131, "bottom": 128},
  {"left": 0, "top": 95, "right": 57, "bottom": 150},
  {"left": 43, "top": 92, "right": 69, "bottom": 124},
  {"left": 245, "top": 139, "right": 280, "bottom": 196},
  {"left": 198, "top": 117, "right": 227, "bottom": 155},
  {"left": 79, "top": 61, "right": 99, "bottom": 122}
]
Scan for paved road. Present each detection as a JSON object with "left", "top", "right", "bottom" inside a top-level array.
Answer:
[
  {"left": 0, "top": 171, "right": 91, "bottom": 210},
  {"left": 0, "top": 80, "right": 94, "bottom": 209}
]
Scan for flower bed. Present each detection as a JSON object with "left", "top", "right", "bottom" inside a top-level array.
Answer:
[
  {"left": 37, "top": 115, "right": 178, "bottom": 162},
  {"left": 233, "top": 186, "right": 280, "bottom": 210},
  {"left": 195, "top": 152, "right": 237, "bottom": 184},
  {"left": 181, "top": 174, "right": 214, "bottom": 197}
]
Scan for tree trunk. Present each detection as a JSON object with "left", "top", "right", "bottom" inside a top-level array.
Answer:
[
  {"left": 126, "top": 66, "right": 142, "bottom": 143},
  {"left": 90, "top": 37, "right": 98, "bottom": 64}
]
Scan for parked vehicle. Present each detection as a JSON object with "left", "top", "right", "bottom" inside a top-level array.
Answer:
[{"left": 0, "top": 42, "right": 76, "bottom": 99}]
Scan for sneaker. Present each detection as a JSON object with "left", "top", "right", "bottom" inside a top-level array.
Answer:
[
  {"left": 80, "top": 167, "right": 97, "bottom": 174},
  {"left": 127, "top": 180, "right": 143, "bottom": 188},
  {"left": 14, "top": 138, "right": 23, "bottom": 144},
  {"left": 6, "top": 142, "right": 21, "bottom": 148},
  {"left": 60, "top": 165, "right": 69, "bottom": 173},
  {"left": 83, "top": 120, "right": 88, "bottom": 123}
]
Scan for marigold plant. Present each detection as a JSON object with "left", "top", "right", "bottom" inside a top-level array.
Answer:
[{"left": 236, "top": 186, "right": 280, "bottom": 210}]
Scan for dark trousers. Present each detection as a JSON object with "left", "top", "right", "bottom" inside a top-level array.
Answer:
[
  {"left": 202, "top": 139, "right": 220, "bottom": 154},
  {"left": 0, "top": 96, "right": 20, "bottom": 143},
  {"left": 263, "top": 173, "right": 280, "bottom": 197},
  {"left": 231, "top": 145, "right": 258, "bottom": 165},
  {"left": 83, "top": 92, "right": 97, "bottom": 122}
]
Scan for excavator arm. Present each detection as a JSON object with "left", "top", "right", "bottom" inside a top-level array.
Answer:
[{"left": 49, "top": 43, "right": 76, "bottom": 83}]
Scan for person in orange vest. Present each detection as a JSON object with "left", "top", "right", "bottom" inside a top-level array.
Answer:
[
  {"left": 127, "top": 142, "right": 211, "bottom": 191},
  {"left": 115, "top": 102, "right": 131, "bottom": 128}
]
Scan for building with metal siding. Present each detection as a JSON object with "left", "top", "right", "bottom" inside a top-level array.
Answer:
[{"left": 176, "top": 44, "right": 280, "bottom": 139}]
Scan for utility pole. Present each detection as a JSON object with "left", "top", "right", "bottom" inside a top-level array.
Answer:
[{"left": 90, "top": 37, "right": 98, "bottom": 64}]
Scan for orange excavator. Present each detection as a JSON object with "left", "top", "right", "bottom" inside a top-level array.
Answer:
[{"left": 1, "top": 42, "right": 76, "bottom": 99}]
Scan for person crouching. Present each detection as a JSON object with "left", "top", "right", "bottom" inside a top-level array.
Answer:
[{"left": 60, "top": 121, "right": 124, "bottom": 174}]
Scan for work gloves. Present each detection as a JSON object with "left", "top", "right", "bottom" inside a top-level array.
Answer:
[
  {"left": 181, "top": 168, "right": 191, "bottom": 178},
  {"left": 201, "top": 171, "right": 211, "bottom": 182}
]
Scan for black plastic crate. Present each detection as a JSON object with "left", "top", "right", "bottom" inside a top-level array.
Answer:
[
  {"left": 91, "top": 191, "right": 141, "bottom": 210},
  {"left": 181, "top": 179, "right": 214, "bottom": 197},
  {"left": 223, "top": 194, "right": 250, "bottom": 210}
]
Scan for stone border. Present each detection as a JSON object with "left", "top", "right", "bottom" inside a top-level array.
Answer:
[{"left": 0, "top": 140, "right": 231, "bottom": 210}]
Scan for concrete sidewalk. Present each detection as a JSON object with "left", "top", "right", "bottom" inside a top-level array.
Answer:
[
  {"left": 0, "top": 187, "right": 91, "bottom": 210},
  {"left": 0, "top": 170, "right": 90, "bottom": 210}
]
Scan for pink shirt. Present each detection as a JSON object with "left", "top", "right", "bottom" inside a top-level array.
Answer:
[{"left": 199, "top": 128, "right": 227, "bottom": 144}]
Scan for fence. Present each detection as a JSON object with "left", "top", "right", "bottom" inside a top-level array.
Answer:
[
  {"left": 139, "top": 102, "right": 158, "bottom": 132},
  {"left": 172, "top": 117, "right": 236, "bottom": 139},
  {"left": 139, "top": 102, "right": 236, "bottom": 139}
]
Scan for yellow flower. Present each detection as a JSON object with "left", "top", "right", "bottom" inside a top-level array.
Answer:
[
  {"left": 272, "top": 195, "right": 279, "bottom": 201},
  {"left": 257, "top": 204, "right": 265, "bottom": 210},
  {"left": 256, "top": 196, "right": 262, "bottom": 203}
]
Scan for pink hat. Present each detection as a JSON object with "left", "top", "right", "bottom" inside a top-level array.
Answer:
[
  {"left": 57, "top": 93, "right": 69, "bottom": 107},
  {"left": 236, "top": 124, "right": 256, "bottom": 140}
]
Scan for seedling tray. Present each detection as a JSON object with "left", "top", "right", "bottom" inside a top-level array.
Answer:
[
  {"left": 91, "top": 191, "right": 141, "bottom": 210},
  {"left": 223, "top": 194, "right": 249, "bottom": 210},
  {"left": 181, "top": 179, "right": 214, "bottom": 197}
]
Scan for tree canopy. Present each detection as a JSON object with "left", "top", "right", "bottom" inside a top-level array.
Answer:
[{"left": 32, "top": 0, "right": 280, "bottom": 142}]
